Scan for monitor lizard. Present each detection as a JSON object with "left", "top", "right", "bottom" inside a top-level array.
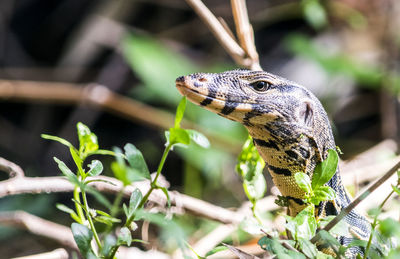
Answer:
[{"left": 176, "top": 68, "right": 371, "bottom": 256}]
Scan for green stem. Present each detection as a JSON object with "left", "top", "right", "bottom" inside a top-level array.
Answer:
[
  {"left": 363, "top": 189, "right": 394, "bottom": 259},
  {"left": 82, "top": 188, "right": 102, "bottom": 250},
  {"left": 108, "top": 144, "right": 173, "bottom": 259},
  {"left": 105, "top": 187, "right": 125, "bottom": 233},
  {"left": 74, "top": 187, "right": 85, "bottom": 224},
  {"left": 126, "top": 143, "right": 172, "bottom": 227}
]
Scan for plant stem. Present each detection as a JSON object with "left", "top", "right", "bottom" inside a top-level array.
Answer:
[
  {"left": 81, "top": 188, "right": 102, "bottom": 250},
  {"left": 363, "top": 189, "right": 394, "bottom": 259},
  {"left": 108, "top": 144, "right": 173, "bottom": 259},
  {"left": 74, "top": 187, "right": 85, "bottom": 224}
]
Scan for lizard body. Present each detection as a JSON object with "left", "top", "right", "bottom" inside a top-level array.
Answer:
[{"left": 176, "top": 69, "right": 371, "bottom": 255}]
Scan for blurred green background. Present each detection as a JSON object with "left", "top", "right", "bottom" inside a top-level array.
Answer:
[{"left": 0, "top": 0, "right": 399, "bottom": 257}]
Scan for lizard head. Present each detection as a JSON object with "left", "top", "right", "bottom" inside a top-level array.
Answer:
[{"left": 176, "top": 69, "right": 319, "bottom": 130}]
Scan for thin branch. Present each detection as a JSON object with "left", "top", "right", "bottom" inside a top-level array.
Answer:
[
  {"left": 0, "top": 211, "right": 77, "bottom": 249},
  {"left": 0, "top": 171, "right": 244, "bottom": 225},
  {"left": 310, "top": 159, "right": 400, "bottom": 244},
  {"left": 231, "top": 0, "right": 260, "bottom": 70},
  {"left": 0, "top": 157, "right": 24, "bottom": 178},
  {"left": 183, "top": 0, "right": 247, "bottom": 67},
  {"left": 11, "top": 248, "right": 69, "bottom": 259},
  {"left": 0, "top": 80, "right": 241, "bottom": 152}
]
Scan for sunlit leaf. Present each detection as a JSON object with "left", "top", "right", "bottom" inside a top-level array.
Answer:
[
  {"left": 41, "top": 134, "right": 74, "bottom": 148},
  {"left": 175, "top": 97, "right": 187, "bottom": 128},
  {"left": 117, "top": 227, "right": 132, "bottom": 246},
  {"left": 258, "top": 236, "right": 306, "bottom": 259},
  {"left": 186, "top": 130, "right": 210, "bottom": 148},
  {"left": 312, "top": 149, "right": 338, "bottom": 189},
  {"left": 128, "top": 189, "right": 143, "bottom": 218},
  {"left": 302, "top": 0, "right": 327, "bottom": 30},
  {"left": 166, "top": 128, "right": 190, "bottom": 147},
  {"left": 77, "top": 122, "right": 99, "bottom": 155},
  {"left": 295, "top": 172, "right": 312, "bottom": 194},
  {"left": 87, "top": 160, "right": 103, "bottom": 176},
  {"left": 310, "top": 186, "right": 336, "bottom": 205}
]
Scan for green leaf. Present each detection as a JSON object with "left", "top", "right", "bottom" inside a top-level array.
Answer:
[
  {"left": 294, "top": 172, "right": 312, "bottom": 194},
  {"left": 128, "top": 189, "right": 143, "bottom": 217},
  {"left": 315, "top": 230, "right": 340, "bottom": 249},
  {"left": 41, "top": 134, "right": 74, "bottom": 148},
  {"left": 205, "top": 246, "right": 228, "bottom": 257},
  {"left": 392, "top": 185, "right": 400, "bottom": 196},
  {"left": 77, "top": 122, "right": 99, "bottom": 155},
  {"left": 71, "top": 223, "right": 95, "bottom": 258},
  {"left": 243, "top": 171, "right": 267, "bottom": 202},
  {"left": 379, "top": 218, "right": 400, "bottom": 239},
  {"left": 310, "top": 186, "right": 336, "bottom": 205},
  {"left": 53, "top": 157, "right": 82, "bottom": 188},
  {"left": 124, "top": 143, "right": 150, "bottom": 180},
  {"left": 312, "top": 149, "right": 339, "bottom": 190},
  {"left": 285, "top": 205, "right": 316, "bottom": 240},
  {"left": 94, "top": 215, "right": 121, "bottom": 226},
  {"left": 298, "top": 238, "right": 317, "bottom": 258},
  {"left": 87, "top": 160, "right": 103, "bottom": 176},
  {"left": 258, "top": 236, "right": 306, "bottom": 259},
  {"left": 70, "top": 147, "right": 84, "bottom": 176},
  {"left": 57, "top": 203, "right": 81, "bottom": 222},
  {"left": 318, "top": 216, "right": 350, "bottom": 237},
  {"left": 166, "top": 128, "right": 190, "bottom": 147},
  {"left": 175, "top": 97, "right": 187, "bottom": 128},
  {"left": 101, "top": 235, "right": 116, "bottom": 257},
  {"left": 235, "top": 136, "right": 266, "bottom": 202},
  {"left": 186, "top": 129, "right": 210, "bottom": 148},
  {"left": 117, "top": 227, "right": 132, "bottom": 246}
]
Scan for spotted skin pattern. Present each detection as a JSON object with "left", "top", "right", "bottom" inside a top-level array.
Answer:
[{"left": 176, "top": 69, "right": 371, "bottom": 257}]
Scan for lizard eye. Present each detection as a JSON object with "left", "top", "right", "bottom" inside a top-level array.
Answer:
[{"left": 251, "top": 81, "right": 270, "bottom": 92}]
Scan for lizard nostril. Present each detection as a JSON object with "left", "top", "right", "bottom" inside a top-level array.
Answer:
[
  {"left": 176, "top": 76, "right": 185, "bottom": 83},
  {"left": 199, "top": 77, "right": 207, "bottom": 82}
]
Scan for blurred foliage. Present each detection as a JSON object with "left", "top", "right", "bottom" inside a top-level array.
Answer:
[{"left": 286, "top": 34, "right": 400, "bottom": 93}]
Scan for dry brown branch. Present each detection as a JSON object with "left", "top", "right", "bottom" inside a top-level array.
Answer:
[
  {"left": 11, "top": 248, "right": 69, "bottom": 259},
  {"left": 184, "top": 0, "right": 260, "bottom": 69},
  {"left": 0, "top": 211, "right": 77, "bottom": 249},
  {"left": 231, "top": 0, "right": 260, "bottom": 69},
  {"left": 0, "top": 79, "right": 241, "bottom": 152}
]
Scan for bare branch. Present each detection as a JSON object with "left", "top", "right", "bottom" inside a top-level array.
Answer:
[
  {"left": 0, "top": 80, "right": 241, "bottom": 152},
  {"left": 231, "top": 0, "right": 260, "bottom": 70},
  {"left": 0, "top": 173, "right": 248, "bottom": 224},
  {"left": 183, "top": 0, "right": 249, "bottom": 67},
  {"left": 11, "top": 248, "right": 69, "bottom": 259},
  {"left": 0, "top": 211, "right": 76, "bottom": 249},
  {"left": 0, "top": 157, "right": 24, "bottom": 178}
]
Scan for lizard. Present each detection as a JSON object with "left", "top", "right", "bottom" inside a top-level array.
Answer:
[{"left": 175, "top": 68, "right": 371, "bottom": 256}]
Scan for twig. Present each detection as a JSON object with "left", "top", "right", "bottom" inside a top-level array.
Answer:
[
  {"left": 11, "top": 248, "right": 69, "bottom": 259},
  {"left": 231, "top": 0, "right": 260, "bottom": 70},
  {"left": 184, "top": 0, "right": 247, "bottom": 66},
  {"left": 0, "top": 157, "right": 24, "bottom": 178},
  {"left": 0, "top": 80, "right": 241, "bottom": 152},
  {"left": 310, "top": 159, "right": 400, "bottom": 244},
  {"left": 0, "top": 211, "right": 77, "bottom": 249},
  {"left": 0, "top": 156, "right": 246, "bottom": 225}
]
